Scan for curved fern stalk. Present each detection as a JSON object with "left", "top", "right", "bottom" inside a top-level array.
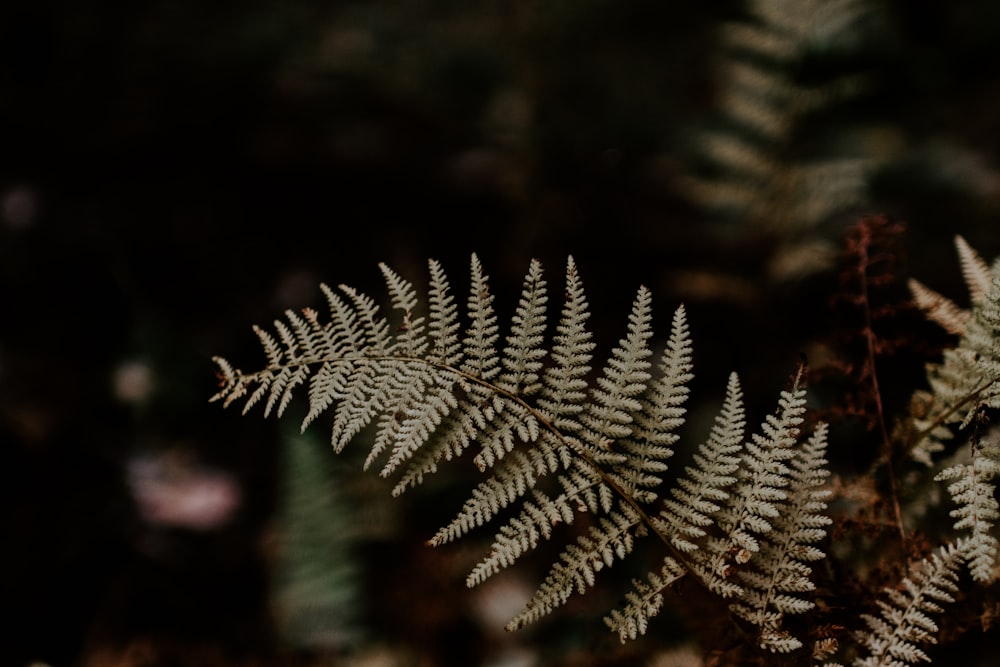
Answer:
[
  {"left": 853, "top": 541, "right": 964, "bottom": 667},
  {"left": 212, "top": 255, "right": 696, "bottom": 632}
]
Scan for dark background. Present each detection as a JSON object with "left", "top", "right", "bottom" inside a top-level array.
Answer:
[{"left": 3, "top": 2, "right": 1000, "bottom": 665}]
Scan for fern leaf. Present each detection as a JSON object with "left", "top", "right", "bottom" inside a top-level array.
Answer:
[
  {"left": 461, "top": 253, "right": 500, "bottom": 381},
  {"left": 730, "top": 422, "right": 833, "bottom": 652},
  {"left": 907, "top": 277, "right": 969, "bottom": 336},
  {"left": 657, "top": 372, "right": 745, "bottom": 554},
  {"left": 955, "top": 235, "right": 992, "bottom": 306},
  {"left": 505, "top": 503, "right": 643, "bottom": 631},
  {"left": 615, "top": 305, "right": 694, "bottom": 503},
  {"left": 853, "top": 542, "right": 964, "bottom": 667},
  {"left": 427, "top": 258, "right": 463, "bottom": 365},
  {"left": 378, "top": 263, "right": 428, "bottom": 357},
  {"left": 580, "top": 286, "right": 655, "bottom": 446},
  {"left": 497, "top": 258, "right": 548, "bottom": 397},
  {"left": 704, "top": 369, "right": 808, "bottom": 588},
  {"left": 935, "top": 437, "right": 1000, "bottom": 582},
  {"left": 535, "top": 256, "right": 595, "bottom": 441},
  {"left": 913, "top": 242, "right": 1000, "bottom": 458},
  {"left": 604, "top": 556, "right": 687, "bottom": 642},
  {"left": 211, "top": 254, "right": 833, "bottom": 642}
]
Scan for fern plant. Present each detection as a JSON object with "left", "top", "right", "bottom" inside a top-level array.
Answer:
[
  {"left": 907, "top": 236, "right": 1000, "bottom": 584},
  {"left": 684, "top": 0, "right": 881, "bottom": 238},
  {"left": 211, "top": 254, "right": 834, "bottom": 653},
  {"left": 851, "top": 541, "right": 965, "bottom": 667}
]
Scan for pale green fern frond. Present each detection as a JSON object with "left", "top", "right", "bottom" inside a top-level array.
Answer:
[
  {"left": 908, "top": 235, "right": 990, "bottom": 336},
  {"left": 910, "top": 236, "right": 1000, "bottom": 584},
  {"left": 909, "top": 241, "right": 1000, "bottom": 464},
  {"left": 956, "top": 235, "right": 992, "bottom": 307},
  {"left": 212, "top": 255, "right": 831, "bottom": 646},
  {"left": 935, "top": 436, "right": 1000, "bottom": 583},
  {"left": 853, "top": 541, "right": 964, "bottom": 667},
  {"left": 698, "top": 370, "right": 809, "bottom": 593},
  {"left": 730, "top": 422, "right": 832, "bottom": 652},
  {"left": 657, "top": 372, "right": 745, "bottom": 555},
  {"left": 604, "top": 555, "right": 687, "bottom": 642}
]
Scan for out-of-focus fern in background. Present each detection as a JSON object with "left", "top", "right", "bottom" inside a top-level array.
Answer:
[{"left": 271, "top": 428, "right": 367, "bottom": 656}]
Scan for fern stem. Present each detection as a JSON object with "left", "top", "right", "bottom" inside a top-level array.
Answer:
[
  {"left": 906, "top": 378, "right": 994, "bottom": 452},
  {"left": 854, "top": 223, "right": 906, "bottom": 547}
]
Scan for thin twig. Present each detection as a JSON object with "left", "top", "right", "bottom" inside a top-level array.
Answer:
[{"left": 854, "top": 223, "right": 907, "bottom": 547}]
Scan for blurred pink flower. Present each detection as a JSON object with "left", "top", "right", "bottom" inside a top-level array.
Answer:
[{"left": 127, "top": 452, "right": 241, "bottom": 531}]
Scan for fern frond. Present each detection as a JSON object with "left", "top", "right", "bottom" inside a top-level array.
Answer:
[
  {"left": 730, "top": 422, "right": 833, "bottom": 652},
  {"left": 378, "top": 263, "right": 427, "bottom": 357},
  {"left": 211, "top": 255, "right": 834, "bottom": 641},
  {"left": 657, "top": 372, "right": 745, "bottom": 554},
  {"left": 426, "top": 258, "right": 463, "bottom": 365},
  {"left": 580, "top": 286, "right": 655, "bottom": 448},
  {"left": 702, "top": 369, "right": 808, "bottom": 588},
  {"left": 935, "top": 436, "right": 1000, "bottom": 582},
  {"left": 496, "top": 258, "right": 548, "bottom": 397},
  {"left": 908, "top": 236, "right": 992, "bottom": 338},
  {"left": 604, "top": 555, "right": 687, "bottom": 642},
  {"left": 955, "top": 235, "right": 992, "bottom": 306},
  {"left": 616, "top": 304, "right": 693, "bottom": 500},
  {"left": 428, "top": 259, "right": 596, "bottom": 547},
  {"left": 907, "top": 278, "right": 969, "bottom": 336},
  {"left": 505, "top": 503, "right": 643, "bottom": 631},
  {"left": 911, "top": 242, "right": 1000, "bottom": 465},
  {"left": 853, "top": 541, "right": 964, "bottom": 667},
  {"left": 461, "top": 253, "right": 501, "bottom": 381}
]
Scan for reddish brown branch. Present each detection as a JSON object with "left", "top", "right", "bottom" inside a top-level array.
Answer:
[{"left": 849, "top": 218, "right": 907, "bottom": 546}]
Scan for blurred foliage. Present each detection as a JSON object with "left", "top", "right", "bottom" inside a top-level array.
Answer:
[{"left": 271, "top": 428, "right": 366, "bottom": 655}]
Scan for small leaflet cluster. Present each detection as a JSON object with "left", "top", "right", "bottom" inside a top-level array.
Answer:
[
  {"left": 909, "top": 236, "right": 1000, "bottom": 583},
  {"left": 211, "top": 255, "right": 833, "bottom": 652}
]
